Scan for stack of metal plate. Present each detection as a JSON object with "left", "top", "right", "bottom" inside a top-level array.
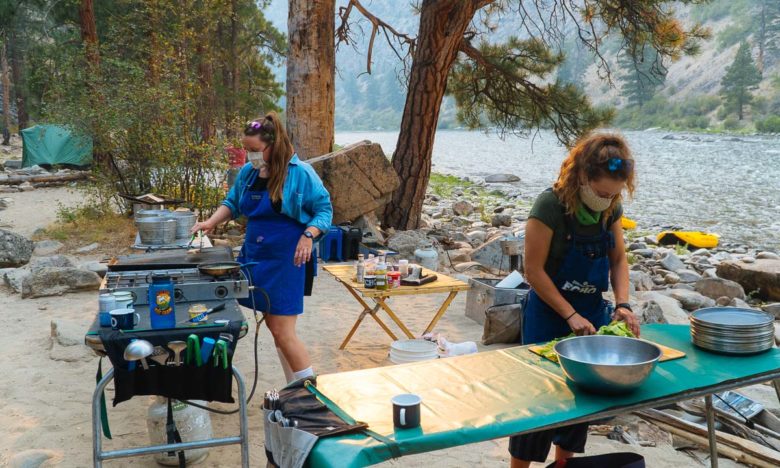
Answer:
[{"left": 691, "top": 307, "right": 775, "bottom": 355}]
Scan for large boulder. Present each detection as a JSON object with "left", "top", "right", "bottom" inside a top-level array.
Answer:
[
  {"left": 0, "top": 229, "right": 34, "bottom": 267},
  {"left": 308, "top": 141, "right": 399, "bottom": 224},
  {"left": 29, "top": 255, "right": 75, "bottom": 272},
  {"left": 638, "top": 291, "right": 689, "bottom": 325},
  {"left": 629, "top": 270, "right": 654, "bottom": 292},
  {"left": 694, "top": 277, "right": 746, "bottom": 301},
  {"left": 716, "top": 259, "right": 780, "bottom": 301},
  {"left": 3, "top": 268, "right": 30, "bottom": 294},
  {"left": 662, "top": 289, "right": 716, "bottom": 311},
  {"left": 33, "top": 239, "right": 64, "bottom": 256},
  {"left": 386, "top": 230, "right": 433, "bottom": 259},
  {"left": 472, "top": 235, "right": 524, "bottom": 272},
  {"left": 21, "top": 267, "right": 101, "bottom": 298}
]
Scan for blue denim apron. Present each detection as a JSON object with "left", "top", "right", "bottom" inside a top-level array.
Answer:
[
  {"left": 521, "top": 218, "right": 614, "bottom": 344},
  {"left": 237, "top": 171, "right": 306, "bottom": 315}
]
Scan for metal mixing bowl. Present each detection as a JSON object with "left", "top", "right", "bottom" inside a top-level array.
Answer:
[{"left": 553, "top": 335, "right": 662, "bottom": 394}]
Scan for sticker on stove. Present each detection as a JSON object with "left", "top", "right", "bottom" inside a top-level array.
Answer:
[{"left": 154, "top": 291, "right": 173, "bottom": 315}]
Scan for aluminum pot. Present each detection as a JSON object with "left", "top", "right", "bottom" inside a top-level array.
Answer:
[
  {"left": 135, "top": 209, "right": 172, "bottom": 220},
  {"left": 168, "top": 211, "right": 197, "bottom": 239},
  {"left": 136, "top": 217, "right": 177, "bottom": 245}
]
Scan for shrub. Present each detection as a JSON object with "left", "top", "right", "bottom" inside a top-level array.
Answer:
[{"left": 756, "top": 115, "right": 780, "bottom": 133}]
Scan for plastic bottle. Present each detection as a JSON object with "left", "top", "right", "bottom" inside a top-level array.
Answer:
[
  {"left": 375, "top": 257, "right": 388, "bottom": 290},
  {"left": 147, "top": 397, "right": 212, "bottom": 465},
  {"left": 356, "top": 254, "right": 366, "bottom": 283}
]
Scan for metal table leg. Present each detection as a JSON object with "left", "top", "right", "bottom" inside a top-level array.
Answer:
[
  {"left": 705, "top": 394, "right": 718, "bottom": 468},
  {"left": 92, "top": 365, "right": 250, "bottom": 468}
]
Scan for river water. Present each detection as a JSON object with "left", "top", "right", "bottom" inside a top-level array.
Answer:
[{"left": 335, "top": 129, "right": 780, "bottom": 251}]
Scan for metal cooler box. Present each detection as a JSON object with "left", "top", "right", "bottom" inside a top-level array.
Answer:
[{"left": 465, "top": 278, "right": 530, "bottom": 325}]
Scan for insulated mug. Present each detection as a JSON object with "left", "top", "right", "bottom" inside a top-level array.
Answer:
[
  {"left": 110, "top": 308, "right": 140, "bottom": 330},
  {"left": 392, "top": 394, "right": 421, "bottom": 429}
]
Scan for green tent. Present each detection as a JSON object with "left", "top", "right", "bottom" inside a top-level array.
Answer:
[{"left": 21, "top": 124, "right": 93, "bottom": 168}]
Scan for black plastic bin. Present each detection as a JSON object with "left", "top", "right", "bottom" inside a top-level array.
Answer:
[{"left": 339, "top": 225, "right": 363, "bottom": 260}]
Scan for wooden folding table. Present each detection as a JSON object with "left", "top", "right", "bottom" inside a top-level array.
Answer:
[{"left": 323, "top": 265, "right": 470, "bottom": 349}]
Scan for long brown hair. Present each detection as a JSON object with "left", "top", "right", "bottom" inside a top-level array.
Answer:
[
  {"left": 552, "top": 133, "right": 635, "bottom": 222},
  {"left": 244, "top": 111, "right": 294, "bottom": 203}
]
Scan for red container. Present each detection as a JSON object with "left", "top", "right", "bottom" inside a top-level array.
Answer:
[{"left": 388, "top": 271, "right": 402, "bottom": 288}]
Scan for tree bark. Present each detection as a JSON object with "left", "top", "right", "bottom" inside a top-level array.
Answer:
[
  {"left": 286, "top": 0, "right": 335, "bottom": 159},
  {"left": 8, "top": 30, "right": 28, "bottom": 132},
  {"left": 382, "top": 0, "right": 478, "bottom": 230},
  {"left": 79, "top": 0, "right": 100, "bottom": 66},
  {"left": 1, "top": 39, "right": 11, "bottom": 145}
]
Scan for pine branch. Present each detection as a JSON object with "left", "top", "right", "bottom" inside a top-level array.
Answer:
[{"left": 336, "top": 0, "right": 416, "bottom": 75}]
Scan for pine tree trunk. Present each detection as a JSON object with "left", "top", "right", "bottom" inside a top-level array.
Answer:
[
  {"left": 382, "top": 0, "right": 477, "bottom": 230},
  {"left": 79, "top": 0, "right": 100, "bottom": 66},
  {"left": 286, "top": 0, "right": 335, "bottom": 159},
  {"left": 1, "top": 40, "right": 11, "bottom": 145},
  {"left": 8, "top": 30, "right": 28, "bottom": 132}
]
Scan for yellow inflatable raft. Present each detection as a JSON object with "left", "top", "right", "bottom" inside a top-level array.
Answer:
[
  {"left": 657, "top": 231, "right": 720, "bottom": 249},
  {"left": 621, "top": 216, "right": 637, "bottom": 230}
]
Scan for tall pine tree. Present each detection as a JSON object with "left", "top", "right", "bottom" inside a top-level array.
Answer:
[
  {"left": 618, "top": 47, "right": 667, "bottom": 108},
  {"left": 720, "top": 41, "right": 762, "bottom": 121}
]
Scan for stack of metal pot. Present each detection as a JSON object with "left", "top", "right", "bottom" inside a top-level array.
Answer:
[{"left": 135, "top": 209, "right": 197, "bottom": 245}]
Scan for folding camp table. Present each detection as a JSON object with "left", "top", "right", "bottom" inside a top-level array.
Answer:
[
  {"left": 322, "top": 265, "right": 470, "bottom": 349},
  {"left": 303, "top": 324, "right": 780, "bottom": 467}
]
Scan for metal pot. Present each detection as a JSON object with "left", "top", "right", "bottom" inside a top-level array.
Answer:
[
  {"left": 136, "top": 217, "right": 177, "bottom": 245},
  {"left": 135, "top": 209, "right": 172, "bottom": 220},
  {"left": 168, "top": 211, "right": 197, "bottom": 240}
]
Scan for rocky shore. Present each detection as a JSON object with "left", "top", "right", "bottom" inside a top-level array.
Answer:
[{"left": 379, "top": 173, "right": 780, "bottom": 338}]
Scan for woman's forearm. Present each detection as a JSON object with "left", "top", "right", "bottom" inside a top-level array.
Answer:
[
  {"left": 527, "top": 269, "right": 576, "bottom": 319},
  {"left": 207, "top": 205, "right": 233, "bottom": 226},
  {"left": 610, "top": 256, "right": 630, "bottom": 305}
]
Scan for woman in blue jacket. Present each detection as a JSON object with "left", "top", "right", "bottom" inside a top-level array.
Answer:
[{"left": 192, "top": 112, "right": 332, "bottom": 383}]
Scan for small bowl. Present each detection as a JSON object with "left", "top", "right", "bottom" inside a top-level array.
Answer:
[{"left": 554, "top": 335, "right": 661, "bottom": 394}]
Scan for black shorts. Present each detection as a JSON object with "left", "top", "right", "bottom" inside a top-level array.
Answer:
[{"left": 508, "top": 423, "right": 588, "bottom": 462}]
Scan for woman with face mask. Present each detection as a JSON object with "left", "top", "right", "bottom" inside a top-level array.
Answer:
[
  {"left": 508, "top": 133, "right": 640, "bottom": 468},
  {"left": 192, "top": 112, "right": 332, "bottom": 384}
]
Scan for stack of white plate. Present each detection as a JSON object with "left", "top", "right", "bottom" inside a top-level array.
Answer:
[
  {"left": 691, "top": 307, "right": 775, "bottom": 355},
  {"left": 389, "top": 339, "right": 439, "bottom": 364}
]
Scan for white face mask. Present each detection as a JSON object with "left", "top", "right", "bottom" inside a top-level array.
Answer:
[
  {"left": 247, "top": 151, "right": 267, "bottom": 170},
  {"left": 580, "top": 183, "right": 614, "bottom": 212}
]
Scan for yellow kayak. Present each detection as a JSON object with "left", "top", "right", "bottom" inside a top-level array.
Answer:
[
  {"left": 621, "top": 216, "right": 637, "bottom": 230},
  {"left": 657, "top": 231, "right": 720, "bottom": 249}
]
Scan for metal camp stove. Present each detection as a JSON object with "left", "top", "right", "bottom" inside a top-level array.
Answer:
[{"left": 100, "top": 267, "right": 249, "bottom": 305}]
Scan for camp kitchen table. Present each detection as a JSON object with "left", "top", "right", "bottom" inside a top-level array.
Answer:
[
  {"left": 85, "top": 299, "right": 251, "bottom": 468},
  {"left": 323, "top": 265, "right": 470, "bottom": 349},
  {"left": 303, "top": 324, "right": 780, "bottom": 467}
]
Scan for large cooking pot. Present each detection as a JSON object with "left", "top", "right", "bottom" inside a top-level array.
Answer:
[
  {"left": 168, "top": 211, "right": 197, "bottom": 240},
  {"left": 136, "top": 217, "right": 177, "bottom": 245},
  {"left": 135, "top": 209, "right": 172, "bottom": 219}
]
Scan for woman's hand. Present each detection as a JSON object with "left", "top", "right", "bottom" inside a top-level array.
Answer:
[
  {"left": 567, "top": 313, "right": 596, "bottom": 336},
  {"left": 191, "top": 219, "right": 216, "bottom": 235},
  {"left": 614, "top": 307, "right": 641, "bottom": 337},
  {"left": 294, "top": 235, "right": 313, "bottom": 267}
]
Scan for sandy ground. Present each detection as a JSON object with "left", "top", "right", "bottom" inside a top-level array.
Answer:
[{"left": 0, "top": 186, "right": 773, "bottom": 468}]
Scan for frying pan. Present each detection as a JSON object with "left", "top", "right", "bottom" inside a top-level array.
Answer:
[{"left": 197, "top": 261, "right": 258, "bottom": 277}]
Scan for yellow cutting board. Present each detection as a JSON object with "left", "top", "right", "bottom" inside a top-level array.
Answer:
[{"left": 529, "top": 339, "right": 686, "bottom": 363}]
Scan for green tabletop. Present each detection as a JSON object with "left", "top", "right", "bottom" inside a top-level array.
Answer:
[{"left": 307, "top": 324, "right": 780, "bottom": 467}]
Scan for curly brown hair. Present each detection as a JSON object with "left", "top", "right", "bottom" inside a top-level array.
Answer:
[{"left": 552, "top": 132, "right": 635, "bottom": 222}]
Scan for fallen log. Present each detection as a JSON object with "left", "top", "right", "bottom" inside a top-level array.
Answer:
[
  {"left": 0, "top": 172, "right": 89, "bottom": 185},
  {"left": 637, "top": 409, "right": 780, "bottom": 467}
]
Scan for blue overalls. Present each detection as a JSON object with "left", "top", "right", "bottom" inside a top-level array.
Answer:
[
  {"left": 510, "top": 217, "right": 614, "bottom": 462},
  {"left": 237, "top": 170, "right": 306, "bottom": 315}
]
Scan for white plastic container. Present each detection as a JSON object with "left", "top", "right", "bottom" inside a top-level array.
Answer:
[
  {"left": 147, "top": 397, "right": 212, "bottom": 465},
  {"left": 414, "top": 244, "right": 439, "bottom": 271},
  {"left": 112, "top": 291, "right": 134, "bottom": 309}
]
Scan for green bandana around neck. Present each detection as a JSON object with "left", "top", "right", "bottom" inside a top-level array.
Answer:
[{"left": 575, "top": 203, "right": 602, "bottom": 226}]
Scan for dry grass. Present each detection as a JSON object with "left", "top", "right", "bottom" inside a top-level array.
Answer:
[{"left": 34, "top": 207, "right": 136, "bottom": 256}]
